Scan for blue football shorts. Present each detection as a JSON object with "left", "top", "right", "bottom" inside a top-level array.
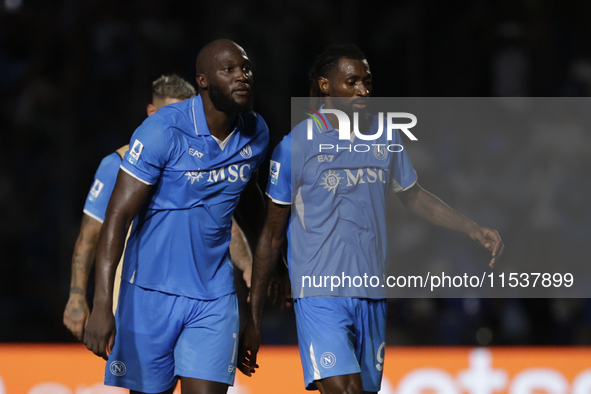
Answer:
[
  {"left": 105, "top": 281, "right": 239, "bottom": 393},
  {"left": 294, "top": 297, "right": 387, "bottom": 392}
]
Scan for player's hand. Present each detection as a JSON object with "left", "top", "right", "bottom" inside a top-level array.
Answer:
[
  {"left": 469, "top": 226, "right": 505, "bottom": 268},
  {"left": 83, "top": 303, "right": 116, "bottom": 360},
  {"left": 63, "top": 294, "right": 90, "bottom": 341},
  {"left": 237, "top": 317, "right": 260, "bottom": 377}
]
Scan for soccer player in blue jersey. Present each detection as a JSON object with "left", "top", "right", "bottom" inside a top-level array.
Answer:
[
  {"left": 83, "top": 39, "right": 269, "bottom": 394},
  {"left": 64, "top": 74, "right": 197, "bottom": 340},
  {"left": 238, "top": 44, "right": 505, "bottom": 393}
]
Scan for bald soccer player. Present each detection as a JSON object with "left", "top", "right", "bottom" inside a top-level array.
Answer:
[
  {"left": 64, "top": 75, "right": 197, "bottom": 339},
  {"left": 83, "top": 40, "right": 269, "bottom": 394}
]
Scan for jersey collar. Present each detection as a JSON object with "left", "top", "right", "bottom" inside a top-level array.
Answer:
[{"left": 191, "top": 95, "right": 211, "bottom": 136}]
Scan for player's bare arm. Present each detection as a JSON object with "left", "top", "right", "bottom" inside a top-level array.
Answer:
[
  {"left": 397, "top": 182, "right": 505, "bottom": 268},
  {"left": 83, "top": 170, "right": 151, "bottom": 360},
  {"left": 235, "top": 174, "right": 291, "bottom": 306},
  {"left": 229, "top": 218, "right": 253, "bottom": 287},
  {"left": 237, "top": 200, "right": 290, "bottom": 376},
  {"left": 64, "top": 214, "right": 102, "bottom": 340}
]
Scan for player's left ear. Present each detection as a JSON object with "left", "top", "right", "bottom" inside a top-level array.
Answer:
[
  {"left": 146, "top": 103, "right": 157, "bottom": 117},
  {"left": 196, "top": 74, "right": 208, "bottom": 90},
  {"left": 318, "top": 77, "right": 330, "bottom": 96}
]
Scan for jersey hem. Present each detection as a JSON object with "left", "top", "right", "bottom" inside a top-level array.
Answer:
[{"left": 126, "top": 281, "right": 236, "bottom": 301}]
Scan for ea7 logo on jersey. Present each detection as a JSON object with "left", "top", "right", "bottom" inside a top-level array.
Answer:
[
  {"left": 270, "top": 160, "right": 281, "bottom": 185},
  {"left": 88, "top": 179, "right": 104, "bottom": 201},
  {"left": 240, "top": 144, "right": 252, "bottom": 159},
  {"left": 129, "top": 139, "right": 144, "bottom": 165},
  {"left": 318, "top": 155, "right": 334, "bottom": 163},
  {"left": 189, "top": 145, "right": 204, "bottom": 158}
]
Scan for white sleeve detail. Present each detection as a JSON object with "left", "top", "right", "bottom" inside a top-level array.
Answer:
[
  {"left": 120, "top": 165, "right": 154, "bottom": 185},
  {"left": 265, "top": 192, "right": 291, "bottom": 205},
  {"left": 391, "top": 177, "right": 418, "bottom": 194},
  {"left": 83, "top": 210, "right": 104, "bottom": 224}
]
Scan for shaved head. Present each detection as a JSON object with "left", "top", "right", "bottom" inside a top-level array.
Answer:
[
  {"left": 195, "top": 39, "right": 253, "bottom": 117},
  {"left": 196, "top": 39, "right": 247, "bottom": 76}
]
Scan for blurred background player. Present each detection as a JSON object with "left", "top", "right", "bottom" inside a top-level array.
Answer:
[
  {"left": 239, "top": 44, "right": 504, "bottom": 394},
  {"left": 63, "top": 74, "right": 253, "bottom": 341},
  {"left": 83, "top": 39, "right": 269, "bottom": 394}
]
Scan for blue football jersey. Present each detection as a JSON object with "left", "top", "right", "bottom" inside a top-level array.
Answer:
[
  {"left": 267, "top": 111, "right": 417, "bottom": 298},
  {"left": 120, "top": 95, "right": 269, "bottom": 300},
  {"left": 83, "top": 152, "right": 122, "bottom": 223}
]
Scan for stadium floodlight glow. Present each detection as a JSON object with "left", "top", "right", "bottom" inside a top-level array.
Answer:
[{"left": 306, "top": 109, "right": 418, "bottom": 141}]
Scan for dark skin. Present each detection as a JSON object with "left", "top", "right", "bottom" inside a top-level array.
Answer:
[
  {"left": 64, "top": 98, "right": 183, "bottom": 341},
  {"left": 83, "top": 39, "right": 263, "bottom": 394},
  {"left": 238, "top": 57, "right": 504, "bottom": 394},
  {"left": 196, "top": 39, "right": 252, "bottom": 141}
]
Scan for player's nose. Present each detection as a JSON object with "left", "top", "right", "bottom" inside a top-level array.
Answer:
[{"left": 356, "top": 83, "right": 370, "bottom": 96}]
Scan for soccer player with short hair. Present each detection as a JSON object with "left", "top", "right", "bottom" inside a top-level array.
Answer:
[
  {"left": 238, "top": 44, "right": 504, "bottom": 394},
  {"left": 64, "top": 74, "right": 197, "bottom": 340},
  {"left": 83, "top": 39, "right": 269, "bottom": 394}
]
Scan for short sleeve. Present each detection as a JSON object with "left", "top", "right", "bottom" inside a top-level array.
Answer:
[
  {"left": 265, "top": 134, "right": 292, "bottom": 205},
  {"left": 120, "top": 116, "right": 173, "bottom": 185},
  {"left": 253, "top": 114, "right": 270, "bottom": 171},
  {"left": 83, "top": 152, "right": 121, "bottom": 223},
  {"left": 390, "top": 129, "right": 418, "bottom": 193}
]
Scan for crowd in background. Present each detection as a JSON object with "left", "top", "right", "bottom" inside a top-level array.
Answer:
[{"left": 1, "top": 0, "right": 590, "bottom": 344}]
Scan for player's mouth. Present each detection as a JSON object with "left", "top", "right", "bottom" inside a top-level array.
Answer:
[
  {"left": 351, "top": 99, "right": 367, "bottom": 110},
  {"left": 232, "top": 86, "right": 251, "bottom": 96}
]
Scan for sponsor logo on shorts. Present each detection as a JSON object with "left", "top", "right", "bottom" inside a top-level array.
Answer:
[
  {"left": 270, "top": 160, "right": 281, "bottom": 185},
  {"left": 129, "top": 139, "right": 144, "bottom": 165},
  {"left": 240, "top": 144, "right": 252, "bottom": 159},
  {"left": 89, "top": 179, "right": 104, "bottom": 201},
  {"left": 320, "top": 352, "right": 337, "bottom": 369},
  {"left": 109, "top": 360, "right": 127, "bottom": 376}
]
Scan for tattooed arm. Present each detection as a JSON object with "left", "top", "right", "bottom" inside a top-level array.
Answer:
[{"left": 63, "top": 214, "right": 102, "bottom": 340}]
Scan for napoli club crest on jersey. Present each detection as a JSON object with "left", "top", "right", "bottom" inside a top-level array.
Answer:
[
  {"left": 374, "top": 145, "right": 387, "bottom": 160},
  {"left": 129, "top": 139, "right": 144, "bottom": 165},
  {"left": 240, "top": 144, "right": 252, "bottom": 159}
]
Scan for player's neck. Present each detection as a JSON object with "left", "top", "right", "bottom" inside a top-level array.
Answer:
[{"left": 202, "top": 97, "right": 238, "bottom": 140}]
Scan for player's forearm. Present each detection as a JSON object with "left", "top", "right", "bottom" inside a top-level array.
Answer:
[
  {"left": 402, "top": 184, "right": 478, "bottom": 236},
  {"left": 69, "top": 215, "right": 102, "bottom": 295},
  {"left": 69, "top": 241, "right": 96, "bottom": 295},
  {"left": 234, "top": 174, "right": 266, "bottom": 251},
  {"left": 249, "top": 229, "right": 284, "bottom": 325},
  {"left": 93, "top": 214, "right": 131, "bottom": 308},
  {"left": 229, "top": 221, "right": 253, "bottom": 272}
]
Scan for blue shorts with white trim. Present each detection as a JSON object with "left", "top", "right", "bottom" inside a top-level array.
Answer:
[
  {"left": 105, "top": 281, "right": 239, "bottom": 393},
  {"left": 294, "top": 297, "right": 387, "bottom": 392}
]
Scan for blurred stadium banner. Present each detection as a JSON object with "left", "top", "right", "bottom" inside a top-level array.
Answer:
[{"left": 0, "top": 345, "right": 590, "bottom": 393}]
